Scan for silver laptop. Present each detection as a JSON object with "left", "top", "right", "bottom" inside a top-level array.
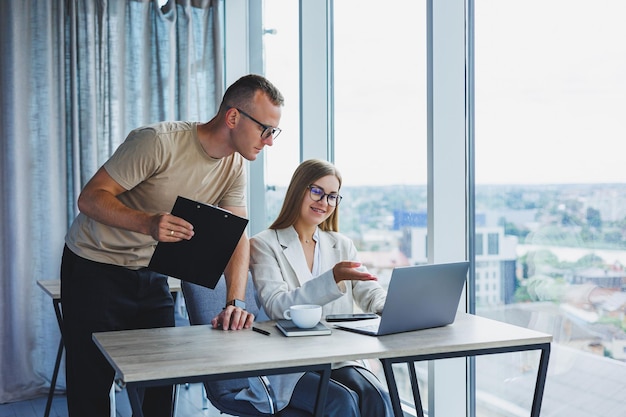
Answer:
[{"left": 334, "top": 261, "right": 469, "bottom": 336}]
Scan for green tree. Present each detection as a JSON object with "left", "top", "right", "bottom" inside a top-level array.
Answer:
[
  {"left": 575, "top": 253, "right": 604, "bottom": 268},
  {"left": 519, "top": 250, "right": 559, "bottom": 278}
]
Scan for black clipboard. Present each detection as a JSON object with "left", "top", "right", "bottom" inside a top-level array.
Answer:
[{"left": 148, "top": 196, "right": 249, "bottom": 289}]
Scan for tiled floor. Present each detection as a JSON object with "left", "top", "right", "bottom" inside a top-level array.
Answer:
[{"left": 0, "top": 383, "right": 230, "bottom": 417}]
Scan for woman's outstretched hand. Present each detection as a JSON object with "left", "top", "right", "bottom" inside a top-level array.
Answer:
[{"left": 333, "top": 261, "right": 378, "bottom": 283}]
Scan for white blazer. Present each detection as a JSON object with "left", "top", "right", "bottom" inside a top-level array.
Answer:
[
  {"left": 250, "top": 226, "right": 386, "bottom": 320},
  {"left": 238, "top": 226, "right": 388, "bottom": 413}
]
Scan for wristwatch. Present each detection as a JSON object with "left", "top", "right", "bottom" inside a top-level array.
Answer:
[{"left": 224, "top": 298, "right": 246, "bottom": 310}]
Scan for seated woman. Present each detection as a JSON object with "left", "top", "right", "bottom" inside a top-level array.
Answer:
[{"left": 245, "top": 158, "right": 393, "bottom": 417}]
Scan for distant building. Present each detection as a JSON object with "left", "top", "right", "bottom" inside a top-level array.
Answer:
[
  {"left": 359, "top": 249, "right": 410, "bottom": 270},
  {"left": 396, "top": 210, "right": 518, "bottom": 306},
  {"left": 358, "top": 249, "right": 411, "bottom": 287},
  {"left": 564, "top": 267, "right": 626, "bottom": 289},
  {"left": 393, "top": 209, "right": 427, "bottom": 230}
]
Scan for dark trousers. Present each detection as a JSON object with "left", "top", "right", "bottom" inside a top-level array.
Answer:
[
  {"left": 206, "top": 371, "right": 360, "bottom": 417},
  {"left": 60, "top": 246, "right": 175, "bottom": 417},
  {"left": 286, "top": 367, "right": 393, "bottom": 417},
  {"left": 328, "top": 366, "right": 393, "bottom": 417},
  {"left": 287, "top": 371, "right": 360, "bottom": 417}
]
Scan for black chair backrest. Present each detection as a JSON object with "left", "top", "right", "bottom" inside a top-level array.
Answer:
[
  {"left": 181, "top": 274, "right": 269, "bottom": 417},
  {"left": 182, "top": 273, "right": 260, "bottom": 325}
]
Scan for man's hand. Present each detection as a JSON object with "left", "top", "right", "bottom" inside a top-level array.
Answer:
[
  {"left": 211, "top": 306, "right": 255, "bottom": 330},
  {"left": 149, "top": 212, "right": 195, "bottom": 242},
  {"left": 77, "top": 167, "right": 195, "bottom": 241}
]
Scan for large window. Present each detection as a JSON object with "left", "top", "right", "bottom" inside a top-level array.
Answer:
[
  {"left": 333, "top": 0, "right": 428, "bottom": 409},
  {"left": 255, "top": 1, "right": 626, "bottom": 415},
  {"left": 262, "top": 0, "right": 429, "bottom": 410},
  {"left": 334, "top": 0, "right": 427, "bottom": 287},
  {"left": 261, "top": 0, "right": 428, "bottom": 285},
  {"left": 259, "top": 1, "right": 467, "bottom": 414},
  {"left": 474, "top": 1, "right": 626, "bottom": 415},
  {"left": 260, "top": 0, "right": 301, "bottom": 227}
]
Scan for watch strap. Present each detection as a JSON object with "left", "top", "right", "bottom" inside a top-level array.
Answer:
[{"left": 224, "top": 298, "right": 246, "bottom": 310}]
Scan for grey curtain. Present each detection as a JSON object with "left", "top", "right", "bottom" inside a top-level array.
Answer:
[{"left": 0, "top": 0, "right": 222, "bottom": 403}]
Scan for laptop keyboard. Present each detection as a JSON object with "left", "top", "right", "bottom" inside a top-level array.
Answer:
[{"left": 357, "top": 324, "right": 380, "bottom": 332}]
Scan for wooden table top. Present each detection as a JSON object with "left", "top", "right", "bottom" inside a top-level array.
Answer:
[
  {"left": 92, "top": 313, "right": 552, "bottom": 384},
  {"left": 37, "top": 277, "right": 182, "bottom": 300}
]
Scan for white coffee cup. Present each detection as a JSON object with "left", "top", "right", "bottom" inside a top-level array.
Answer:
[{"left": 283, "top": 304, "right": 322, "bottom": 329}]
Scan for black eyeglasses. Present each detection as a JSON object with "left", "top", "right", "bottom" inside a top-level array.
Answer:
[
  {"left": 307, "top": 185, "right": 342, "bottom": 207},
  {"left": 231, "top": 107, "right": 281, "bottom": 140}
]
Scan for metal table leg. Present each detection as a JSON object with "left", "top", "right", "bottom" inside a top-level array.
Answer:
[
  {"left": 407, "top": 361, "right": 424, "bottom": 417},
  {"left": 381, "top": 359, "right": 404, "bottom": 417},
  {"left": 530, "top": 344, "right": 551, "bottom": 417},
  {"left": 44, "top": 299, "right": 64, "bottom": 417},
  {"left": 313, "top": 365, "right": 331, "bottom": 417}
]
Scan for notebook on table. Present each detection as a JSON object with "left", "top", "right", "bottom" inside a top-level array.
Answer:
[
  {"left": 148, "top": 196, "right": 249, "bottom": 289},
  {"left": 334, "top": 261, "right": 469, "bottom": 336},
  {"left": 276, "top": 320, "right": 332, "bottom": 337}
]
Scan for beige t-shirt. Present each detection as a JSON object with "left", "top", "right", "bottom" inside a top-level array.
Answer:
[{"left": 65, "top": 121, "right": 246, "bottom": 269}]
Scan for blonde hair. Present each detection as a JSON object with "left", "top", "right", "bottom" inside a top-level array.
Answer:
[{"left": 270, "top": 159, "right": 342, "bottom": 232}]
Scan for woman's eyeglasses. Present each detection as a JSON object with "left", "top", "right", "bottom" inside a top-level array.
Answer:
[{"left": 307, "top": 185, "right": 342, "bottom": 207}]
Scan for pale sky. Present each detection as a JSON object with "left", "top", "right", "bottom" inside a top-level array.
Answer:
[{"left": 262, "top": 0, "right": 626, "bottom": 186}]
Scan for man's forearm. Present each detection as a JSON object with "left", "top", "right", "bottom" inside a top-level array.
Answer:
[
  {"left": 79, "top": 189, "right": 152, "bottom": 234},
  {"left": 223, "top": 233, "right": 250, "bottom": 303}
]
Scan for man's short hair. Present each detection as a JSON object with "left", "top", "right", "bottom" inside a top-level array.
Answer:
[{"left": 220, "top": 74, "right": 284, "bottom": 112}]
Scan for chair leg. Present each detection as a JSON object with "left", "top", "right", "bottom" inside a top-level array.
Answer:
[
  {"left": 109, "top": 383, "right": 116, "bottom": 417},
  {"left": 44, "top": 339, "right": 64, "bottom": 417},
  {"left": 202, "top": 383, "right": 208, "bottom": 410},
  {"left": 172, "top": 384, "right": 180, "bottom": 416}
]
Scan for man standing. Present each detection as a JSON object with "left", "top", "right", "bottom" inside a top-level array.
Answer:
[{"left": 61, "top": 74, "right": 284, "bottom": 416}]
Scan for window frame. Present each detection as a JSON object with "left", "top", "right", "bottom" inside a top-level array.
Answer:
[{"left": 227, "top": 0, "right": 472, "bottom": 415}]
